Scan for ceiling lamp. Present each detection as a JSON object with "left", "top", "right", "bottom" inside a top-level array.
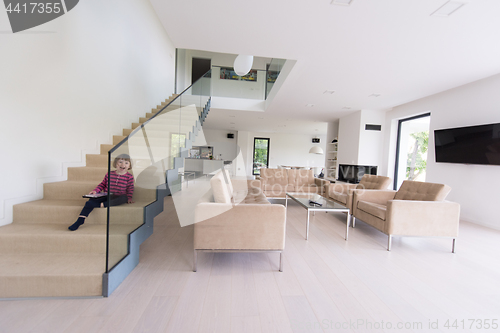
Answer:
[
  {"left": 234, "top": 55, "right": 254, "bottom": 76},
  {"left": 309, "top": 146, "right": 324, "bottom": 155}
]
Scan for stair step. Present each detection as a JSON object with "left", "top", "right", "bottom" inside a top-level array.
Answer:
[
  {"left": 0, "top": 224, "right": 134, "bottom": 254},
  {"left": 0, "top": 253, "right": 105, "bottom": 297},
  {"left": 13, "top": 199, "right": 146, "bottom": 225},
  {"left": 100, "top": 144, "right": 114, "bottom": 154},
  {"left": 68, "top": 166, "right": 107, "bottom": 181},
  {"left": 43, "top": 180, "right": 156, "bottom": 202},
  {"left": 113, "top": 135, "right": 127, "bottom": 145},
  {"left": 86, "top": 154, "right": 107, "bottom": 167},
  {"left": 44, "top": 180, "right": 97, "bottom": 200}
]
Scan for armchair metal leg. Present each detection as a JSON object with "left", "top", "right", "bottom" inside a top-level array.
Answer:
[
  {"left": 345, "top": 213, "right": 350, "bottom": 241},
  {"left": 352, "top": 217, "right": 356, "bottom": 228},
  {"left": 193, "top": 250, "right": 197, "bottom": 272},
  {"left": 279, "top": 252, "right": 283, "bottom": 272},
  {"left": 452, "top": 238, "right": 456, "bottom": 253},
  {"left": 387, "top": 235, "right": 392, "bottom": 251}
]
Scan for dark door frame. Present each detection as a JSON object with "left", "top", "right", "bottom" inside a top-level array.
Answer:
[
  {"left": 253, "top": 137, "right": 270, "bottom": 176},
  {"left": 393, "top": 112, "right": 431, "bottom": 190}
]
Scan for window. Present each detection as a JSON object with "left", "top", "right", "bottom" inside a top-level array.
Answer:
[
  {"left": 171, "top": 133, "right": 186, "bottom": 169},
  {"left": 253, "top": 138, "right": 270, "bottom": 175},
  {"left": 394, "top": 113, "right": 430, "bottom": 189}
]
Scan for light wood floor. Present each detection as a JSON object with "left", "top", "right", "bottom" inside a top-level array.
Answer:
[{"left": 1, "top": 196, "right": 499, "bottom": 333}]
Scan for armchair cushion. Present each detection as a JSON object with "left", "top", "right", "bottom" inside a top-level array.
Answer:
[
  {"left": 330, "top": 192, "right": 348, "bottom": 205},
  {"left": 210, "top": 171, "right": 232, "bottom": 204},
  {"left": 394, "top": 180, "right": 451, "bottom": 201},
  {"left": 223, "top": 169, "right": 234, "bottom": 196},
  {"left": 357, "top": 174, "right": 391, "bottom": 190},
  {"left": 357, "top": 200, "right": 387, "bottom": 221}
]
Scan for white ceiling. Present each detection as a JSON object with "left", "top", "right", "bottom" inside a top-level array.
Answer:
[{"left": 150, "top": 0, "right": 500, "bottom": 132}]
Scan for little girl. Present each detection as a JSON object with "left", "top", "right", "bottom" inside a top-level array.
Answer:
[{"left": 68, "top": 154, "right": 135, "bottom": 231}]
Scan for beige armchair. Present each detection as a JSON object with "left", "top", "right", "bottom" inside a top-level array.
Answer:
[
  {"left": 326, "top": 174, "right": 391, "bottom": 226},
  {"left": 351, "top": 180, "right": 460, "bottom": 252}
]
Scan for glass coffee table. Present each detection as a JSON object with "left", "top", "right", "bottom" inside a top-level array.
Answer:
[{"left": 285, "top": 192, "right": 351, "bottom": 240}]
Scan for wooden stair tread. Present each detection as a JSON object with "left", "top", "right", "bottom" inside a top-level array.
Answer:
[
  {"left": 0, "top": 223, "right": 138, "bottom": 236},
  {"left": 0, "top": 253, "right": 105, "bottom": 276}
]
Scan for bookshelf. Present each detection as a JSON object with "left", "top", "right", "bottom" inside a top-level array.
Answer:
[{"left": 326, "top": 142, "right": 338, "bottom": 179}]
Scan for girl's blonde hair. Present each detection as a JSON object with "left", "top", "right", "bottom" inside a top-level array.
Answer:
[{"left": 113, "top": 154, "right": 132, "bottom": 170}]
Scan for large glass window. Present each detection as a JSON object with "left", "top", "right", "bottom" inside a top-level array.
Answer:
[
  {"left": 253, "top": 138, "right": 270, "bottom": 175},
  {"left": 394, "top": 113, "right": 430, "bottom": 189}
]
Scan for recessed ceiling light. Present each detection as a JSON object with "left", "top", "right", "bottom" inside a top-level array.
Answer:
[
  {"left": 306, "top": 104, "right": 315, "bottom": 107},
  {"left": 331, "top": 0, "right": 353, "bottom": 6},
  {"left": 323, "top": 90, "right": 335, "bottom": 94},
  {"left": 369, "top": 93, "right": 381, "bottom": 97},
  {"left": 258, "top": 117, "right": 264, "bottom": 119},
  {"left": 342, "top": 107, "right": 351, "bottom": 109},
  {"left": 431, "top": 1, "right": 465, "bottom": 17}
]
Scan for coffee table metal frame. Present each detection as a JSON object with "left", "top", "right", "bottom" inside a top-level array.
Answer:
[{"left": 285, "top": 192, "right": 351, "bottom": 240}]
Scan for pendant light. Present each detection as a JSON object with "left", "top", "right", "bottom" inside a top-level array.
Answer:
[{"left": 234, "top": 55, "right": 254, "bottom": 76}]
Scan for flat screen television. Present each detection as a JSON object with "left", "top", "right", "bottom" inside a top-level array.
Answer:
[
  {"left": 338, "top": 164, "right": 377, "bottom": 183},
  {"left": 434, "top": 123, "right": 500, "bottom": 165}
]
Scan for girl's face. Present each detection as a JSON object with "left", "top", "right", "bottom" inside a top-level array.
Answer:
[{"left": 116, "top": 159, "right": 131, "bottom": 173}]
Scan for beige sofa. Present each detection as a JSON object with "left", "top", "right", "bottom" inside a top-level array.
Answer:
[
  {"left": 194, "top": 170, "right": 286, "bottom": 271},
  {"left": 259, "top": 168, "right": 329, "bottom": 198},
  {"left": 352, "top": 180, "right": 460, "bottom": 251}
]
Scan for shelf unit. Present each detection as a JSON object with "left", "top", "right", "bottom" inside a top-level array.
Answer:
[{"left": 326, "top": 142, "right": 338, "bottom": 179}]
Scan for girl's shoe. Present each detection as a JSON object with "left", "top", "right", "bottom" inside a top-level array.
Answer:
[{"left": 68, "top": 218, "right": 84, "bottom": 231}]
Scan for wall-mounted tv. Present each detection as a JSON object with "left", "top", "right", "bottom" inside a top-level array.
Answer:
[
  {"left": 434, "top": 123, "right": 500, "bottom": 165},
  {"left": 338, "top": 164, "right": 377, "bottom": 183}
]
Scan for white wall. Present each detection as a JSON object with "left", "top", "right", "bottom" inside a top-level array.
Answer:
[
  {"left": 338, "top": 111, "right": 361, "bottom": 165},
  {"left": 358, "top": 110, "right": 386, "bottom": 168},
  {"left": 338, "top": 110, "right": 386, "bottom": 172},
  {"left": 0, "top": 0, "right": 176, "bottom": 225},
  {"left": 236, "top": 131, "right": 327, "bottom": 177},
  {"left": 383, "top": 73, "right": 500, "bottom": 230},
  {"left": 203, "top": 128, "right": 238, "bottom": 161}
]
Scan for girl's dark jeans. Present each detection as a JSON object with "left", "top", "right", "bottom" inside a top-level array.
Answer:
[{"left": 79, "top": 195, "right": 128, "bottom": 217}]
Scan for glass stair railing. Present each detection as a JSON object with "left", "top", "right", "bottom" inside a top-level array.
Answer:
[{"left": 103, "top": 70, "right": 211, "bottom": 296}]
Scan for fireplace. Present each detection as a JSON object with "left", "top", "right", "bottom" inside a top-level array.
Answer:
[{"left": 338, "top": 164, "right": 378, "bottom": 184}]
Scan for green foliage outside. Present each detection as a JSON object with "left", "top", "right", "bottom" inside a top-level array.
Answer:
[
  {"left": 406, "top": 131, "right": 428, "bottom": 180},
  {"left": 253, "top": 139, "right": 269, "bottom": 175}
]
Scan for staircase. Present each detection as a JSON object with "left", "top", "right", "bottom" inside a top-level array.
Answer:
[{"left": 0, "top": 93, "right": 210, "bottom": 298}]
